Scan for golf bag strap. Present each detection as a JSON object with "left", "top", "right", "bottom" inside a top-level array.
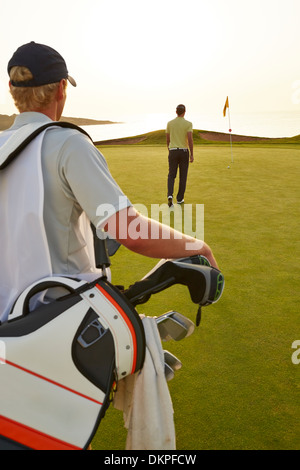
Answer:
[{"left": 0, "top": 121, "right": 93, "bottom": 170}]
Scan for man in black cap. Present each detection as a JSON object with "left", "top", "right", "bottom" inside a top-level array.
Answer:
[
  {"left": 0, "top": 42, "right": 218, "bottom": 324},
  {"left": 166, "top": 104, "right": 194, "bottom": 207},
  {"left": 8, "top": 41, "right": 77, "bottom": 88}
]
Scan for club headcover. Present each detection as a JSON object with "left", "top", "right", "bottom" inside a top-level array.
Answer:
[{"left": 124, "top": 256, "right": 224, "bottom": 311}]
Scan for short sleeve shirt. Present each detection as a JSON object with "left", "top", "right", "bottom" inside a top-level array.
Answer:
[{"left": 166, "top": 117, "right": 193, "bottom": 149}]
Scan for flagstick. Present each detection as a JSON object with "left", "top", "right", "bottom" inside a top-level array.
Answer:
[{"left": 228, "top": 108, "right": 234, "bottom": 164}]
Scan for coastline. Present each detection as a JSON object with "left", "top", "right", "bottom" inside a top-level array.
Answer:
[
  {"left": 1, "top": 112, "right": 299, "bottom": 143},
  {"left": 0, "top": 114, "right": 120, "bottom": 131}
]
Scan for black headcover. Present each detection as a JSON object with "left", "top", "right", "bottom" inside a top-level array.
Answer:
[{"left": 124, "top": 258, "right": 224, "bottom": 308}]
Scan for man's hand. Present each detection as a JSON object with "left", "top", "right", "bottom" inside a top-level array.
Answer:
[{"left": 190, "top": 154, "right": 194, "bottom": 163}]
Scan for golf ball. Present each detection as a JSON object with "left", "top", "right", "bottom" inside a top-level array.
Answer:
[{"left": 227, "top": 166, "right": 230, "bottom": 169}]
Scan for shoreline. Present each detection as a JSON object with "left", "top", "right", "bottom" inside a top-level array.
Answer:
[
  {"left": 1, "top": 114, "right": 299, "bottom": 144},
  {"left": 0, "top": 114, "right": 120, "bottom": 131}
]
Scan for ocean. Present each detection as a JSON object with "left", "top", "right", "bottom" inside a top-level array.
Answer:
[
  {"left": 1, "top": 110, "right": 299, "bottom": 141},
  {"left": 82, "top": 110, "right": 300, "bottom": 142}
]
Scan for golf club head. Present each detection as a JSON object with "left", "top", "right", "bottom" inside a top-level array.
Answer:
[
  {"left": 169, "top": 311, "right": 195, "bottom": 337},
  {"left": 157, "top": 317, "right": 188, "bottom": 342},
  {"left": 156, "top": 311, "right": 195, "bottom": 341},
  {"left": 164, "top": 362, "right": 175, "bottom": 381},
  {"left": 170, "top": 261, "right": 225, "bottom": 307},
  {"left": 164, "top": 350, "right": 182, "bottom": 371}
]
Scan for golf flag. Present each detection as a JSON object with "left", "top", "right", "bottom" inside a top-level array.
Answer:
[
  {"left": 223, "top": 96, "right": 229, "bottom": 117},
  {"left": 223, "top": 96, "right": 234, "bottom": 163}
]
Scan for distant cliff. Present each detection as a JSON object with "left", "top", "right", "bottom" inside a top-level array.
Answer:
[
  {"left": 0, "top": 114, "right": 117, "bottom": 130},
  {"left": 0, "top": 114, "right": 17, "bottom": 130}
]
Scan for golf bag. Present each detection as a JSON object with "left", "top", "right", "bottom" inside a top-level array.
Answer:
[{"left": 0, "top": 276, "right": 145, "bottom": 450}]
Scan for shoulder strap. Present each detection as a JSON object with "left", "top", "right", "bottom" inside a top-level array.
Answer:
[
  {"left": 0, "top": 121, "right": 117, "bottom": 267},
  {"left": 0, "top": 121, "right": 93, "bottom": 170}
]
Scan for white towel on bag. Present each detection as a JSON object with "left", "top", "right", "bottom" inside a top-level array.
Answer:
[{"left": 113, "top": 316, "right": 176, "bottom": 450}]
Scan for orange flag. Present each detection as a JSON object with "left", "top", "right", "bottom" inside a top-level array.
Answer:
[{"left": 223, "top": 96, "right": 229, "bottom": 117}]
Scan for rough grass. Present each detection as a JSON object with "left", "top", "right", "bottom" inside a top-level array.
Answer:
[{"left": 92, "top": 142, "right": 300, "bottom": 450}]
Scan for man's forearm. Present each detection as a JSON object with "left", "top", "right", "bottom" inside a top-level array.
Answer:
[
  {"left": 187, "top": 132, "right": 193, "bottom": 161},
  {"left": 104, "top": 208, "right": 219, "bottom": 269}
]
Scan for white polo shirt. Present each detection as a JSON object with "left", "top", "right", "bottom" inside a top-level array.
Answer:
[{"left": 3, "top": 112, "right": 131, "bottom": 277}]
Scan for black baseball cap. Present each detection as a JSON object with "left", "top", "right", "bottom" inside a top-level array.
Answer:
[{"left": 7, "top": 41, "right": 76, "bottom": 87}]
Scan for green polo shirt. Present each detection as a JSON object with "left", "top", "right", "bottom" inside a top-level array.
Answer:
[{"left": 166, "top": 117, "right": 193, "bottom": 149}]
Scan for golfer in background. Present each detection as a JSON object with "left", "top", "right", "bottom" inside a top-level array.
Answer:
[{"left": 166, "top": 104, "right": 193, "bottom": 207}]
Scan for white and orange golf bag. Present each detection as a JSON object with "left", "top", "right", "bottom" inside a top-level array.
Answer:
[
  {"left": 0, "top": 255, "right": 225, "bottom": 450},
  {"left": 0, "top": 276, "right": 145, "bottom": 450}
]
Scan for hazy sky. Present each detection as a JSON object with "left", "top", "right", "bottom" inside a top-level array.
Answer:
[{"left": 1, "top": 0, "right": 300, "bottom": 122}]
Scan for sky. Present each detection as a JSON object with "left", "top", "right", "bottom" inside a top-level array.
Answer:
[{"left": 1, "top": 0, "right": 300, "bottom": 125}]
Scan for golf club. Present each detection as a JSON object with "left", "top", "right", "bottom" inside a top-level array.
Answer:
[
  {"left": 156, "top": 311, "right": 195, "bottom": 341},
  {"left": 164, "top": 350, "right": 182, "bottom": 371},
  {"left": 164, "top": 362, "right": 175, "bottom": 381}
]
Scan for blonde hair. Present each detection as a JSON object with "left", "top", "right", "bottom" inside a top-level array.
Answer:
[{"left": 9, "top": 66, "right": 66, "bottom": 112}]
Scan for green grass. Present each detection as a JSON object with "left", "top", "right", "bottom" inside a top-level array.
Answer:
[{"left": 91, "top": 141, "right": 300, "bottom": 450}]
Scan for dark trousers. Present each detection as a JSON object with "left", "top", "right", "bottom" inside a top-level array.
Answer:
[{"left": 167, "top": 149, "right": 189, "bottom": 201}]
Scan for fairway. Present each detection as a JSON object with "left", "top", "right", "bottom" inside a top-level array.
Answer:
[{"left": 92, "top": 142, "right": 300, "bottom": 450}]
